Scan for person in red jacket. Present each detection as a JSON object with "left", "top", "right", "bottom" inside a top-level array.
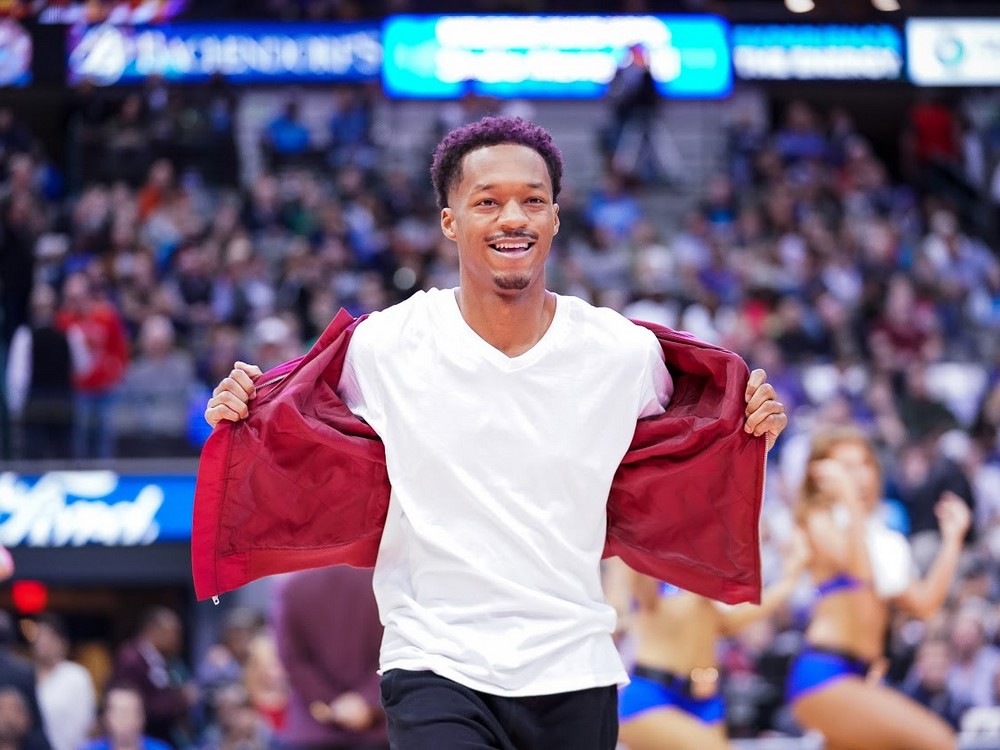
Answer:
[
  {"left": 204, "top": 116, "right": 787, "bottom": 750},
  {"left": 55, "top": 272, "right": 129, "bottom": 458}
]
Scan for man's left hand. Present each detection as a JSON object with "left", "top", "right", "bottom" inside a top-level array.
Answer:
[{"left": 744, "top": 369, "right": 787, "bottom": 452}]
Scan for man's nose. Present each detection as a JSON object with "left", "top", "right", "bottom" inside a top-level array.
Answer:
[{"left": 498, "top": 199, "right": 528, "bottom": 231}]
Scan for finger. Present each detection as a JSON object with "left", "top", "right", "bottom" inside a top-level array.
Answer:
[
  {"left": 744, "top": 401, "right": 785, "bottom": 434},
  {"left": 204, "top": 403, "right": 244, "bottom": 428},
  {"left": 212, "top": 376, "right": 253, "bottom": 404},
  {"left": 234, "top": 361, "right": 263, "bottom": 379},
  {"left": 229, "top": 369, "right": 258, "bottom": 399},
  {"left": 210, "top": 391, "right": 250, "bottom": 420},
  {"left": 745, "top": 368, "right": 767, "bottom": 403},
  {"left": 745, "top": 383, "right": 778, "bottom": 416},
  {"left": 757, "top": 412, "right": 788, "bottom": 438}
]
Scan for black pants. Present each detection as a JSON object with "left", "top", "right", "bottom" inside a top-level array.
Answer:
[{"left": 380, "top": 669, "right": 618, "bottom": 750}]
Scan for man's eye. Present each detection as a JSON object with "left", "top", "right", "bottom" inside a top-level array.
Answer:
[{"left": 478, "top": 199, "right": 497, "bottom": 206}]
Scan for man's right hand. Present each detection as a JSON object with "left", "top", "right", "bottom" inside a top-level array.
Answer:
[{"left": 204, "top": 362, "right": 262, "bottom": 428}]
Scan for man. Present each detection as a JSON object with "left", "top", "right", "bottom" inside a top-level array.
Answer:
[
  {"left": 31, "top": 613, "right": 96, "bottom": 750},
  {"left": 0, "top": 687, "right": 33, "bottom": 750},
  {"left": 202, "top": 116, "right": 786, "bottom": 749},
  {"left": 55, "top": 272, "right": 129, "bottom": 459},
  {"left": 272, "top": 566, "right": 387, "bottom": 750},
  {"left": 112, "top": 608, "right": 197, "bottom": 747},
  {"left": 81, "top": 685, "right": 171, "bottom": 750},
  {"left": 0, "top": 612, "right": 49, "bottom": 750}
]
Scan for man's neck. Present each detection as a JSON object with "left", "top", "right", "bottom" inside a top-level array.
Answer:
[
  {"left": 455, "top": 282, "right": 555, "bottom": 358},
  {"left": 36, "top": 659, "right": 59, "bottom": 679}
]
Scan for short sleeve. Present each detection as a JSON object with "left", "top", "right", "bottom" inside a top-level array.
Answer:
[
  {"left": 636, "top": 328, "right": 673, "bottom": 419},
  {"left": 337, "top": 320, "right": 383, "bottom": 431}
]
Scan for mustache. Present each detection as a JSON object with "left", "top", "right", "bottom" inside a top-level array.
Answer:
[{"left": 485, "top": 231, "right": 538, "bottom": 243}]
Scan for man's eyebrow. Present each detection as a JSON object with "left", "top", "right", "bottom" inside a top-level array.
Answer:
[{"left": 470, "top": 182, "right": 546, "bottom": 192}]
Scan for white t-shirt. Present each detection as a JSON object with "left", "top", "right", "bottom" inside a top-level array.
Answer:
[
  {"left": 38, "top": 660, "right": 96, "bottom": 750},
  {"left": 339, "top": 288, "right": 672, "bottom": 696}
]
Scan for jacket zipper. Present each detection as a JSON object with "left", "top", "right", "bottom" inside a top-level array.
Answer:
[
  {"left": 210, "top": 372, "right": 291, "bottom": 605},
  {"left": 257, "top": 373, "right": 289, "bottom": 390}
]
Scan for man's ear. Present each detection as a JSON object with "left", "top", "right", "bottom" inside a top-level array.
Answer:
[
  {"left": 441, "top": 208, "right": 456, "bottom": 241},
  {"left": 553, "top": 203, "right": 560, "bottom": 235}
]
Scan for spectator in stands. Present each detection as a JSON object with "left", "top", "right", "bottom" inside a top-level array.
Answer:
[
  {"left": 249, "top": 316, "right": 301, "bottom": 374},
  {"left": 82, "top": 685, "right": 171, "bottom": 750},
  {"left": 30, "top": 613, "right": 96, "bottom": 750},
  {"left": 103, "top": 94, "right": 152, "bottom": 188},
  {"left": 0, "top": 156, "right": 42, "bottom": 348},
  {"left": 947, "top": 604, "right": 1000, "bottom": 710},
  {"left": 0, "top": 612, "right": 49, "bottom": 750},
  {"left": 196, "top": 608, "right": 260, "bottom": 701},
  {"left": 56, "top": 272, "right": 129, "bottom": 459},
  {"left": 112, "top": 608, "right": 198, "bottom": 748},
  {"left": 242, "top": 633, "right": 287, "bottom": 733},
  {"left": 902, "top": 637, "right": 970, "bottom": 730},
  {"left": 896, "top": 436, "right": 975, "bottom": 570},
  {"left": 586, "top": 170, "right": 643, "bottom": 245},
  {"left": 327, "top": 86, "right": 375, "bottom": 171},
  {"left": 114, "top": 314, "right": 198, "bottom": 457},
  {"left": 272, "top": 566, "right": 387, "bottom": 750},
  {"left": 773, "top": 100, "right": 828, "bottom": 166},
  {"left": 788, "top": 426, "right": 969, "bottom": 750},
  {"left": 197, "top": 682, "right": 269, "bottom": 750},
  {"left": 725, "top": 107, "right": 768, "bottom": 189},
  {"left": 903, "top": 91, "right": 961, "bottom": 187},
  {"left": 0, "top": 687, "right": 34, "bottom": 750},
  {"left": 0, "top": 107, "right": 33, "bottom": 170},
  {"left": 6, "top": 284, "right": 84, "bottom": 459},
  {"left": 604, "top": 44, "right": 682, "bottom": 184},
  {"left": 137, "top": 160, "right": 178, "bottom": 223},
  {"left": 262, "top": 101, "right": 312, "bottom": 172}
]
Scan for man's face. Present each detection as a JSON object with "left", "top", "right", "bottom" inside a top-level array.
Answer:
[
  {"left": 104, "top": 690, "right": 144, "bottom": 742},
  {"left": 31, "top": 623, "right": 66, "bottom": 664},
  {"left": 441, "top": 144, "right": 559, "bottom": 297},
  {"left": 918, "top": 642, "right": 951, "bottom": 691},
  {"left": 0, "top": 690, "right": 29, "bottom": 743}
]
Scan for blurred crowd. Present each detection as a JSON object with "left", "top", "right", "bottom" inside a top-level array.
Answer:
[{"left": 1, "top": 72, "right": 1000, "bottom": 745}]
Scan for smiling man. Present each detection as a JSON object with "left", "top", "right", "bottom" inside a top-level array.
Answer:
[{"left": 204, "top": 116, "right": 787, "bottom": 750}]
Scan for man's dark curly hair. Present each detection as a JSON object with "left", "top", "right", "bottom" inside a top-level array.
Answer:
[{"left": 430, "top": 116, "right": 564, "bottom": 210}]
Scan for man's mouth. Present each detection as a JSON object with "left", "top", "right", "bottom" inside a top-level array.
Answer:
[{"left": 488, "top": 239, "right": 536, "bottom": 254}]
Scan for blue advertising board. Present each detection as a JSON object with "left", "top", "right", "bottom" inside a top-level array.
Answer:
[
  {"left": 0, "top": 471, "right": 195, "bottom": 547},
  {"left": 382, "top": 14, "right": 732, "bottom": 99},
  {"left": 732, "top": 24, "right": 903, "bottom": 81},
  {"left": 67, "top": 21, "right": 383, "bottom": 85}
]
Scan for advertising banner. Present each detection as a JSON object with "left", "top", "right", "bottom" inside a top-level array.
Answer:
[
  {"left": 67, "top": 21, "right": 382, "bottom": 85},
  {"left": 0, "top": 471, "right": 195, "bottom": 547},
  {"left": 382, "top": 14, "right": 732, "bottom": 99},
  {"left": 907, "top": 18, "right": 1000, "bottom": 86},
  {"left": 732, "top": 24, "right": 903, "bottom": 81}
]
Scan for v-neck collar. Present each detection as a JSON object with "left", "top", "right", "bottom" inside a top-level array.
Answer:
[{"left": 446, "top": 288, "right": 567, "bottom": 371}]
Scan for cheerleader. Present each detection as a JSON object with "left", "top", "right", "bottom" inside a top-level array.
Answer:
[
  {"left": 788, "top": 426, "right": 969, "bottom": 750},
  {"left": 613, "top": 541, "right": 806, "bottom": 750}
]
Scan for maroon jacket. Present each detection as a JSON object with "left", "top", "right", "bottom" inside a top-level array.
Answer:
[{"left": 193, "top": 309, "right": 765, "bottom": 605}]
